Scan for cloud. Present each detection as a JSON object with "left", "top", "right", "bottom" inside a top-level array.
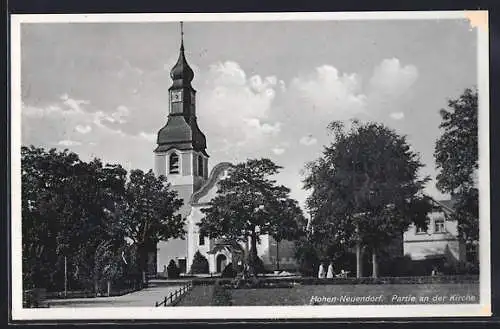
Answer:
[
  {"left": 272, "top": 147, "right": 285, "bottom": 155},
  {"left": 299, "top": 135, "right": 318, "bottom": 146},
  {"left": 21, "top": 96, "right": 156, "bottom": 171},
  {"left": 290, "top": 65, "right": 367, "bottom": 119},
  {"left": 75, "top": 125, "right": 92, "bottom": 134},
  {"left": 243, "top": 118, "right": 281, "bottom": 136},
  {"left": 58, "top": 139, "right": 82, "bottom": 146},
  {"left": 389, "top": 112, "right": 405, "bottom": 120},
  {"left": 138, "top": 132, "right": 156, "bottom": 142},
  {"left": 197, "top": 61, "right": 283, "bottom": 156},
  {"left": 111, "top": 105, "right": 130, "bottom": 123},
  {"left": 60, "top": 94, "right": 89, "bottom": 113},
  {"left": 369, "top": 58, "right": 418, "bottom": 96}
]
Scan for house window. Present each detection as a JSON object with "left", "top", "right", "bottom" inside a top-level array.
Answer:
[
  {"left": 169, "top": 153, "right": 179, "bottom": 174},
  {"left": 434, "top": 218, "right": 446, "bottom": 233},
  {"left": 199, "top": 233, "right": 205, "bottom": 246},
  {"left": 416, "top": 220, "right": 428, "bottom": 234},
  {"left": 198, "top": 155, "right": 204, "bottom": 177}
]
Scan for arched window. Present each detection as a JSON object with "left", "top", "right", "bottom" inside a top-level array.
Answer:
[
  {"left": 169, "top": 153, "right": 179, "bottom": 174},
  {"left": 198, "top": 155, "right": 204, "bottom": 177}
]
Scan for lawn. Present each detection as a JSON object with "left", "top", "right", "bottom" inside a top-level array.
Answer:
[
  {"left": 176, "top": 285, "right": 215, "bottom": 306},
  {"left": 230, "top": 283, "right": 479, "bottom": 306},
  {"left": 178, "top": 283, "right": 479, "bottom": 306}
]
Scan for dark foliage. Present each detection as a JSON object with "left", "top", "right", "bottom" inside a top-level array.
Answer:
[
  {"left": 22, "top": 146, "right": 184, "bottom": 293},
  {"left": 303, "top": 120, "right": 432, "bottom": 277},
  {"left": 435, "top": 88, "right": 479, "bottom": 244},
  {"left": 167, "top": 260, "right": 181, "bottom": 279},
  {"left": 221, "top": 263, "right": 237, "bottom": 278},
  {"left": 190, "top": 251, "right": 209, "bottom": 274},
  {"left": 199, "top": 159, "right": 305, "bottom": 273}
]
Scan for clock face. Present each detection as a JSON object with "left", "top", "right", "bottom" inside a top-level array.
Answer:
[{"left": 171, "top": 90, "right": 182, "bottom": 102}]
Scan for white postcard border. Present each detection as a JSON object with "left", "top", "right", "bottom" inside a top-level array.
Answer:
[{"left": 10, "top": 11, "right": 491, "bottom": 320}]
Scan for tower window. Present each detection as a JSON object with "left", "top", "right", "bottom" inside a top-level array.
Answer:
[
  {"left": 198, "top": 155, "right": 204, "bottom": 177},
  {"left": 199, "top": 233, "right": 205, "bottom": 246},
  {"left": 169, "top": 153, "right": 180, "bottom": 174}
]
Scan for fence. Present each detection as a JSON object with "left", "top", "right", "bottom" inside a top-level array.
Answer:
[{"left": 155, "top": 281, "right": 193, "bottom": 307}]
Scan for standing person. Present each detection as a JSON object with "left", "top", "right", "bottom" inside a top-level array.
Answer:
[
  {"left": 318, "top": 263, "right": 326, "bottom": 279},
  {"left": 327, "top": 262, "right": 334, "bottom": 279}
]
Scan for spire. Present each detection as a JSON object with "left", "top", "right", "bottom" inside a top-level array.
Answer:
[
  {"left": 170, "top": 21, "right": 194, "bottom": 88},
  {"left": 180, "top": 21, "right": 184, "bottom": 51}
]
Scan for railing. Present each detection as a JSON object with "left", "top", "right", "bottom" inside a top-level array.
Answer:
[{"left": 155, "top": 281, "right": 193, "bottom": 307}]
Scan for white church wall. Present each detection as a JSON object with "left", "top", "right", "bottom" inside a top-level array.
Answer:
[{"left": 154, "top": 154, "right": 166, "bottom": 177}]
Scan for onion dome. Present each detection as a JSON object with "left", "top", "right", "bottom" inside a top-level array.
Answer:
[{"left": 169, "top": 25, "right": 194, "bottom": 88}]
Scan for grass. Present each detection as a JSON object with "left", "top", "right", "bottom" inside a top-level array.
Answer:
[
  {"left": 230, "top": 283, "right": 480, "bottom": 306},
  {"left": 177, "top": 282, "right": 479, "bottom": 306},
  {"left": 175, "top": 285, "right": 215, "bottom": 306}
]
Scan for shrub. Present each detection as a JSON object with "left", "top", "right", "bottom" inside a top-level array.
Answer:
[
  {"left": 221, "top": 263, "right": 237, "bottom": 278},
  {"left": 294, "top": 239, "right": 320, "bottom": 277},
  {"left": 211, "top": 280, "right": 232, "bottom": 306},
  {"left": 442, "top": 260, "right": 479, "bottom": 275},
  {"left": 167, "top": 260, "right": 180, "bottom": 279},
  {"left": 250, "top": 255, "right": 268, "bottom": 275},
  {"left": 190, "top": 251, "right": 209, "bottom": 274}
]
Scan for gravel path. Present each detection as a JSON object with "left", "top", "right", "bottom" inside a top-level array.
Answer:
[{"left": 46, "top": 284, "right": 184, "bottom": 308}]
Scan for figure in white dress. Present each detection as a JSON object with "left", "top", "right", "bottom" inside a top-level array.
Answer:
[
  {"left": 318, "top": 263, "right": 326, "bottom": 279},
  {"left": 326, "top": 263, "right": 334, "bottom": 279}
]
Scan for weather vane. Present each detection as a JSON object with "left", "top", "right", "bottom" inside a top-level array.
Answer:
[{"left": 180, "top": 21, "right": 184, "bottom": 44}]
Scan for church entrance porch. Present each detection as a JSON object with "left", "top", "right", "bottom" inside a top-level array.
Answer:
[{"left": 216, "top": 254, "right": 227, "bottom": 273}]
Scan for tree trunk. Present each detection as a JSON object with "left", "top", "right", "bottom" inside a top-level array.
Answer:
[
  {"left": 276, "top": 240, "right": 280, "bottom": 271},
  {"left": 137, "top": 243, "right": 148, "bottom": 286},
  {"left": 356, "top": 242, "right": 363, "bottom": 278},
  {"left": 250, "top": 231, "right": 259, "bottom": 275},
  {"left": 107, "top": 280, "right": 111, "bottom": 297},
  {"left": 372, "top": 249, "right": 378, "bottom": 279}
]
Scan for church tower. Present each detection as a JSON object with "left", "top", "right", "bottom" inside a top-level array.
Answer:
[
  {"left": 154, "top": 23, "right": 209, "bottom": 274},
  {"left": 154, "top": 23, "right": 209, "bottom": 188}
]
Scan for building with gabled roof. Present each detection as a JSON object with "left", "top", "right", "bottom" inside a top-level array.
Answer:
[{"left": 403, "top": 197, "right": 469, "bottom": 265}]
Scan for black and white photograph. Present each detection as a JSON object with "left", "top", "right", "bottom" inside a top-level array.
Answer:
[{"left": 10, "top": 11, "right": 491, "bottom": 320}]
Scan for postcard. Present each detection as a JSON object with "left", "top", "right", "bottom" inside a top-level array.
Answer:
[{"left": 10, "top": 11, "right": 491, "bottom": 320}]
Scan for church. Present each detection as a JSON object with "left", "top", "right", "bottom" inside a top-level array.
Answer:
[{"left": 150, "top": 25, "right": 297, "bottom": 276}]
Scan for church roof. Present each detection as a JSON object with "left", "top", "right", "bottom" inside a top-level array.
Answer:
[
  {"left": 155, "top": 115, "right": 208, "bottom": 155},
  {"left": 190, "top": 162, "right": 233, "bottom": 204}
]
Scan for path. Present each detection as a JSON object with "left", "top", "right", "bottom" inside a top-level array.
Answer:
[{"left": 46, "top": 283, "right": 185, "bottom": 308}]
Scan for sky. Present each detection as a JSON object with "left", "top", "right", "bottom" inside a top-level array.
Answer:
[{"left": 20, "top": 18, "right": 478, "bottom": 210}]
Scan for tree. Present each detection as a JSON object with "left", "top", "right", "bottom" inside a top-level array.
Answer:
[
  {"left": 434, "top": 88, "right": 479, "bottom": 245},
  {"left": 113, "top": 169, "right": 185, "bottom": 282},
  {"left": 269, "top": 198, "right": 307, "bottom": 270},
  {"left": 21, "top": 146, "right": 127, "bottom": 291},
  {"left": 167, "top": 259, "right": 180, "bottom": 279},
  {"left": 190, "top": 251, "right": 209, "bottom": 274},
  {"left": 198, "top": 158, "right": 304, "bottom": 274},
  {"left": 303, "top": 120, "right": 432, "bottom": 278}
]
